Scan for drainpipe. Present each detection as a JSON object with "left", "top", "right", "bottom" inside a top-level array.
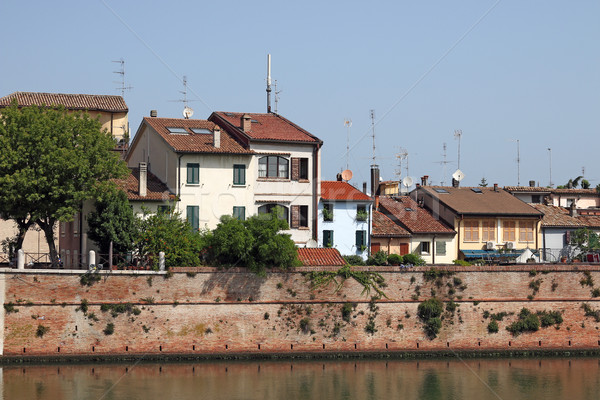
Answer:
[
  {"left": 177, "top": 154, "right": 183, "bottom": 210},
  {"left": 542, "top": 225, "right": 547, "bottom": 261},
  {"left": 457, "top": 216, "right": 463, "bottom": 260},
  {"left": 312, "top": 146, "right": 319, "bottom": 241},
  {"left": 432, "top": 234, "right": 436, "bottom": 265}
]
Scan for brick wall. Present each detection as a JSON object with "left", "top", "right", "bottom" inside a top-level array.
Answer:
[{"left": 2, "top": 265, "right": 600, "bottom": 357}]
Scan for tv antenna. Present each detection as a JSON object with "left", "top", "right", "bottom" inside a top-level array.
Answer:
[
  {"left": 112, "top": 58, "right": 133, "bottom": 97},
  {"left": 344, "top": 118, "right": 352, "bottom": 171},
  {"left": 273, "top": 80, "right": 281, "bottom": 114},
  {"left": 169, "top": 75, "right": 197, "bottom": 118},
  {"left": 434, "top": 142, "right": 452, "bottom": 186},
  {"left": 370, "top": 109, "right": 376, "bottom": 166},
  {"left": 396, "top": 148, "right": 409, "bottom": 192},
  {"left": 516, "top": 139, "right": 520, "bottom": 186},
  {"left": 454, "top": 129, "right": 462, "bottom": 170}
]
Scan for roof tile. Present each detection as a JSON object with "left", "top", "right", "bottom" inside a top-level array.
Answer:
[
  {"left": 321, "top": 181, "right": 372, "bottom": 201},
  {"left": 372, "top": 210, "right": 410, "bottom": 237},
  {"left": 297, "top": 248, "right": 347, "bottom": 266},
  {"left": 528, "top": 204, "right": 585, "bottom": 228},
  {"left": 0, "top": 92, "right": 128, "bottom": 112},
  {"left": 116, "top": 167, "right": 175, "bottom": 201},
  {"left": 379, "top": 196, "right": 455, "bottom": 234}
]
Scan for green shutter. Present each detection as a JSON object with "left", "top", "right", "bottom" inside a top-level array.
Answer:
[
  {"left": 356, "top": 230, "right": 366, "bottom": 247},
  {"left": 187, "top": 163, "right": 199, "bottom": 184},
  {"left": 187, "top": 206, "right": 199, "bottom": 230},
  {"left": 233, "top": 164, "right": 245, "bottom": 185},
  {"left": 323, "top": 230, "right": 333, "bottom": 247}
]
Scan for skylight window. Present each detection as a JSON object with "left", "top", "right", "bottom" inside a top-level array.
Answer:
[
  {"left": 251, "top": 119, "right": 259, "bottom": 123},
  {"left": 471, "top": 188, "right": 483, "bottom": 193},
  {"left": 405, "top": 207, "right": 414, "bottom": 212},
  {"left": 225, "top": 112, "right": 234, "bottom": 116},
  {"left": 434, "top": 188, "right": 449, "bottom": 194},
  {"left": 166, "top": 127, "right": 188, "bottom": 134},
  {"left": 190, "top": 128, "right": 212, "bottom": 134}
]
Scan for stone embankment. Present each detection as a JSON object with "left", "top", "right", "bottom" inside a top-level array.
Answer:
[{"left": 1, "top": 264, "right": 600, "bottom": 360}]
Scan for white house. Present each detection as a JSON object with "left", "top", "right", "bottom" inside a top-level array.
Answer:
[
  {"left": 126, "top": 111, "right": 322, "bottom": 245},
  {"left": 318, "top": 180, "right": 372, "bottom": 259}
]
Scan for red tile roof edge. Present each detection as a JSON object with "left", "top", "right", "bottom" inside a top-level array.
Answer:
[{"left": 297, "top": 248, "right": 347, "bottom": 267}]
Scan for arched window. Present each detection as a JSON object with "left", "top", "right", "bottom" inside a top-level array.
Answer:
[
  {"left": 258, "top": 204, "right": 289, "bottom": 223},
  {"left": 258, "top": 156, "right": 289, "bottom": 178}
]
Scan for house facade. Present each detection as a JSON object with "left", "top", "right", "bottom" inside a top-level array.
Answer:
[
  {"left": 377, "top": 196, "right": 456, "bottom": 264},
  {"left": 126, "top": 112, "right": 322, "bottom": 245},
  {"left": 414, "top": 186, "right": 543, "bottom": 260},
  {"left": 318, "top": 180, "right": 372, "bottom": 258},
  {"left": 371, "top": 210, "right": 411, "bottom": 255}
]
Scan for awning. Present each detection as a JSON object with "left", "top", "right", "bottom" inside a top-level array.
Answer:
[{"left": 461, "top": 249, "right": 527, "bottom": 259}]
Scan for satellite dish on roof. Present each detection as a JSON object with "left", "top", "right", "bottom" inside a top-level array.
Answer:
[
  {"left": 183, "top": 106, "right": 194, "bottom": 119},
  {"left": 305, "top": 239, "right": 318, "bottom": 248},
  {"left": 402, "top": 176, "right": 414, "bottom": 187},
  {"left": 341, "top": 169, "right": 353, "bottom": 181},
  {"left": 452, "top": 169, "right": 465, "bottom": 182}
]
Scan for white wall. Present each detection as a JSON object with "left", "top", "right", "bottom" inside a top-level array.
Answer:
[{"left": 318, "top": 200, "right": 371, "bottom": 259}]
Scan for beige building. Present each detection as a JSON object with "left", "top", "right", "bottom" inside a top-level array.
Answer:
[
  {"left": 126, "top": 111, "right": 322, "bottom": 245},
  {"left": 0, "top": 92, "right": 129, "bottom": 265}
]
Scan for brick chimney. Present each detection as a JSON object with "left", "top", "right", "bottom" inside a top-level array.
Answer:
[
  {"left": 569, "top": 202, "right": 578, "bottom": 217},
  {"left": 494, "top": 183, "right": 499, "bottom": 192},
  {"left": 241, "top": 114, "right": 252, "bottom": 132},
  {"left": 139, "top": 162, "right": 147, "bottom": 197},
  {"left": 213, "top": 127, "right": 221, "bottom": 148}
]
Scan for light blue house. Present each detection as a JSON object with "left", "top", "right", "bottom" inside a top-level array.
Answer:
[{"left": 319, "top": 180, "right": 373, "bottom": 259}]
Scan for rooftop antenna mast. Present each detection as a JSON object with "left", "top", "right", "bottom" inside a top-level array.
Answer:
[
  {"left": 370, "top": 109, "right": 376, "bottom": 166},
  {"left": 437, "top": 142, "right": 451, "bottom": 186},
  {"left": 169, "top": 75, "right": 195, "bottom": 118},
  {"left": 344, "top": 118, "right": 352, "bottom": 171},
  {"left": 266, "top": 54, "right": 272, "bottom": 113},
  {"left": 112, "top": 58, "right": 133, "bottom": 97},
  {"left": 516, "top": 139, "right": 521, "bottom": 186},
  {"left": 454, "top": 129, "right": 462, "bottom": 170},
  {"left": 273, "top": 80, "right": 281, "bottom": 114},
  {"left": 547, "top": 147, "right": 553, "bottom": 187}
]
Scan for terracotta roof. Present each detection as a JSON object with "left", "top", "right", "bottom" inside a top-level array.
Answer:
[
  {"left": 528, "top": 204, "right": 585, "bottom": 228},
  {"left": 321, "top": 181, "right": 372, "bottom": 201},
  {"left": 211, "top": 111, "right": 321, "bottom": 143},
  {"left": 141, "top": 117, "right": 254, "bottom": 154},
  {"left": 579, "top": 215, "right": 600, "bottom": 229},
  {"left": 379, "top": 196, "right": 455, "bottom": 234},
  {"left": 504, "top": 186, "right": 552, "bottom": 193},
  {"left": 372, "top": 210, "right": 410, "bottom": 237},
  {"left": 551, "top": 188, "right": 599, "bottom": 196},
  {"left": 420, "top": 186, "right": 543, "bottom": 216},
  {"left": 0, "top": 92, "right": 128, "bottom": 112},
  {"left": 297, "top": 248, "right": 347, "bottom": 266},
  {"left": 117, "top": 167, "right": 175, "bottom": 201}
]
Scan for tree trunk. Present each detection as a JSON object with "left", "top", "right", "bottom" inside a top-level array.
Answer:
[{"left": 37, "top": 217, "right": 59, "bottom": 267}]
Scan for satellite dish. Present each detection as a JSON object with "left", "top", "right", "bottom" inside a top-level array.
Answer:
[
  {"left": 341, "top": 169, "right": 353, "bottom": 181},
  {"left": 305, "top": 239, "right": 318, "bottom": 248},
  {"left": 452, "top": 169, "right": 465, "bottom": 182},
  {"left": 183, "top": 106, "right": 194, "bottom": 119},
  {"left": 402, "top": 176, "right": 414, "bottom": 187}
]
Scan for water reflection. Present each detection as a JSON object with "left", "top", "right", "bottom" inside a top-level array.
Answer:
[{"left": 2, "top": 357, "right": 599, "bottom": 400}]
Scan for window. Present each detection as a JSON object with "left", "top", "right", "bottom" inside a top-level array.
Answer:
[
  {"left": 258, "top": 204, "right": 289, "bottom": 223},
  {"left": 421, "top": 242, "right": 431, "bottom": 254},
  {"left": 187, "top": 163, "right": 199, "bottom": 184},
  {"left": 299, "top": 205, "right": 308, "bottom": 227},
  {"left": 356, "top": 230, "right": 366, "bottom": 249},
  {"left": 73, "top": 214, "right": 79, "bottom": 236},
  {"left": 323, "top": 230, "right": 334, "bottom": 247},
  {"left": 436, "top": 241, "right": 446, "bottom": 256},
  {"left": 233, "top": 206, "right": 245, "bottom": 221},
  {"left": 300, "top": 158, "right": 309, "bottom": 180},
  {"left": 258, "top": 156, "right": 289, "bottom": 178},
  {"left": 166, "top": 127, "right": 188, "bottom": 134},
  {"left": 291, "top": 205, "right": 309, "bottom": 228},
  {"left": 291, "top": 157, "right": 309, "bottom": 181},
  {"left": 322, "top": 203, "right": 333, "bottom": 221},
  {"left": 190, "top": 128, "right": 211, "bottom": 134},
  {"left": 233, "top": 164, "right": 246, "bottom": 185},
  {"left": 519, "top": 221, "right": 534, "bottom": 243},
  {"left": 464, "top": 220, "right": 479, "bottom": 242},
  {"left": 503, "top": 221, "right": 516, "bottom": 242},
  {"left": 187, "top": 206, "right": 199, "bottom": 230},
  {"left": 158, "top": 205, "right": 170, "bottom": 214},
  {"left": 60, "top": 221, "right": 66, "bottom": 237},
  {"left": 531, "top": 195, "right": 541, "bottom": 204},
  {"left": 356, "top": 205, "right": 368, "bottom": 221},
  {"left": 481, "top": 220, "right": 495, "bottom": 242}
]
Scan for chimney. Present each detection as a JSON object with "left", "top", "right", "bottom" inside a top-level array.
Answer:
[
  {"left": 452, "top": 178, "right": 459, "bottom": 188},
  {"left": 374, "top": 195, "right": 380, "bottom": 211},
  {"left": 363, "top": 182, "right": 367, "bottom": 194},
  {"left": 150, "top": 110, "right": 157, "bottom": 117},
  {"left": 213, "top": 127, "right": 221, "bottom": 148},
  {"left": 529, "top": 180, "right": 536, "bottom": 187},
  {"left": 336, "top": 173, "right": 343, "bottom": 182},
  {"left": 241, "top": 114, "right": 252, "bottom": 132},
  {"left": 370, "top": 165, "right": 380, "bottom": 197},
  {"left": 139, "top": 162, "right": 147, "bottom": 197},
  {"left": 494, "top": 183, "right": 499, "bottom": 192},
  {"left": 569, "top": 202, "right": 577, "bottom": 217},
  {"left": 421, "top": 175, "right": 428, "bottom": 186}
]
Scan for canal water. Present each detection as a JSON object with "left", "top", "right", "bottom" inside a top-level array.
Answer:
[{"left": 2, "top": 357, "right": 600, "bottom": 399}]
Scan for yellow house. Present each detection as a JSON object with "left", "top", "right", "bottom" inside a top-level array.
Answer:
[{"left": 415, "top": 185, "right": 543, "bottom": 260}]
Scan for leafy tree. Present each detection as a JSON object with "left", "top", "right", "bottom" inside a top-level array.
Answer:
[
  {"left": 570, "top": 228, "right": 600, "bottom": 255},
  {"left": 0, "top": 103, "right": 127, "bottom": 266},
  {"left": 87, "top": 189, "right": 137, "bottom": 255},
  {"left": 207, "top": 209, "right": 300, "bottom": 274},
  {"left": 134, "top": 209, "right": 209, "bottom": 270},
  {"left": 581, "top": 179, "right": 590, "bottom": 189}
]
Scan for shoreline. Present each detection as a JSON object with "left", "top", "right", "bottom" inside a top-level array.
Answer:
[{"left": 2, "top": 348, "right": 600, "bottom": 365}]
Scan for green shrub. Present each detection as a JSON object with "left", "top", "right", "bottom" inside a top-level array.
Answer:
[
  {"left": 103, "top": 323, "right": 115, "bottom": 335},
  {"left": 341, "top": 302, "right": 353, "bottom": 322},
  {"left": 80, "top": 273, "right": 101, "bottom": 287},
  {"left": 581, "top": 303, "right": 600, "bottom": 322},
  {"left": 418, "top": 298, "right": 443, "bottom": 320},
  {"left": 299, "top": 318, "right": 311, "bottom": 333},
  {"left": 366, "top": 250, "right": 388, "bottom": 266},
  {"left": 452, "top": 259, "right": 471, "bottom": 266},
  {"left": 506, "top": 308, "right": 540, "bottom": 336},
  {"left": 487, "top": 320, "right": 499, "bottom": 333},
  {"left": 36, "top": 324, "right": 50, "bottom": 338},
  {"left": 3, "top": 302, "right": 18, "bottom": 314},
  {"left": 424, "top": 317, "right": 442, "bottom": 338},
  {"left": 387, "top": 254, "right": 403, "bottom": 265},
  {"left": 446, "top": 300, "right": 457, "bottom": 313},
  {"left": 580, "top": 271, "right": 594, "bottom": 287},
  {"left": 592, "top": 288, "right": 600, "bottom": 298},
  {"left": 343, "top": 255, "right": 365, "bottom": 266},
  {"left": 538, "top": 310, "right": 563, "bottom": 327},
  {"left": 403, "top": 253, "right": 426, "bottom": 266}
]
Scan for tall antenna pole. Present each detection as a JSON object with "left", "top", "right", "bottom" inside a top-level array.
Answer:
[
  {"left": 516, "top": 139, "right": 521, "bottom": 186},
  {"left": 454, "top": 129, "right": 462, "bottom": 170},
  {"left": 266, "top": 54, "right": 272, "bottom": 113},
  {"left": 441, "top": 142, "right": 449, "bottom": 186},
  {"left": 180, "top": 76, "right": 189, "bottom": 108},
  {"left": 273, "top": 80, "right": 281, "bottom": 114},
  {"left": 370, "top": 110, "right": 376, "bottom": 165},
  {"left": 112, "top": 58, "right": 133, "bottom": 97},
  {"left": 547, "top": 148, "right": 553, "bottom": 187},
  {"left": 344, "top": 118, "right": 352, "bottom": 171}
]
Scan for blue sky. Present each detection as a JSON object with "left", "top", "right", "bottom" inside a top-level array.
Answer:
[{"left": 1, "top": 0, "right": 598, "bottom": 189}]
